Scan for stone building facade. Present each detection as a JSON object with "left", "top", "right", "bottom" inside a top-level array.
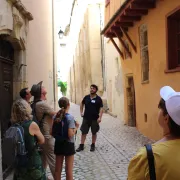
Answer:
[
  {"left": 67, "top": 0, "right": 105, "bottom": 104},
  {"left": 0, "top": 0, "right": 58, "bottom": 178},
  {"left": 0, "top": 0, "right": 33, "bottom": 178}
]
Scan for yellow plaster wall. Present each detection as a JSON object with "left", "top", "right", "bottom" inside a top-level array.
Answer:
[
  {"left": 119, "top": 0, "right": 180, "bottom": 140},
  {"left": 105, "top": 0, "right": 126, "bottom": 25}
]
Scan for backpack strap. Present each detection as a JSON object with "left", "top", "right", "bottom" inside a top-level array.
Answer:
[
  {"left": 145, "top": 144, "right": 156, "bottom": 180},
  {"left": 61, "top": 114, "right": 68, "bottom": 138}
]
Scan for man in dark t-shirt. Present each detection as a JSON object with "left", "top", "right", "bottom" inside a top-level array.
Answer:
[{"left": 76, "top": 84, "right": 103, "bottom": 152}]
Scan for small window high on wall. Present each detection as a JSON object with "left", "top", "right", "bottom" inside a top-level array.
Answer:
[
  {"left": 139, "top": 24, "right": 149, "bottom": 82},
  {"left": 167, "top": 8, "right": 180, "bottom": 71}
]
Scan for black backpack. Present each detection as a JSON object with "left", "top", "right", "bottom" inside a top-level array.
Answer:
[
  {"left": 52, "top": 114, "right": 69, "bottom": 142},
  {"left": 2, "top": 122, "right": 28, "bottom": 167}
]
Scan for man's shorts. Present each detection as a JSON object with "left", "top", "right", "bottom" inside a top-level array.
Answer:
[{"left": 80, "top": 118, "right": 100, "bottom": 135}]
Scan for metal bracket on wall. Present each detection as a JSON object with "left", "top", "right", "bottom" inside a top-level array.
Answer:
[
  {"left": 18, "top": 64, "right": 27, "bottom": 71},
  {"left": 14, "top": 64, "right": 27, "bottom": 75}
]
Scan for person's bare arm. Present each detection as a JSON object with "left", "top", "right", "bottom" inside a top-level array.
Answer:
[
  {"left": 80, "top": 102, "right": 84, "bottom": 117},
  {"left": 99, "top": 107, "right": 103, "bottom": 119},
  {"left": 68, "top": 121, "right": 79, "bottom": 138},
  {"left": 97, "top": 107, "right": 103, "bottom": 123},
  {"left": 29, "top": 122, "right": 45, "bottom": 144}
]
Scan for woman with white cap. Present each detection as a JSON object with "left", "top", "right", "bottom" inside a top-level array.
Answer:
[{"left": 128, "top": 86, "right": 180, "bottom": 180}]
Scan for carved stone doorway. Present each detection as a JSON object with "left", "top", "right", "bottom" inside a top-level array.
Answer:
[
  {"left": 126, "top": 76, "right": 136, "bottom": 127},
  {"left": 0, "top": 37, "right": 14, "bottom": 178}
]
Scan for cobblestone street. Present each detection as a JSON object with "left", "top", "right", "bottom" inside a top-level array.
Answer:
[
  {"left": 6, "top": 103, "right": 153, "bottom": 180},
  {"left": 58, "top": 103, "right": 153, "bottom": 180}
]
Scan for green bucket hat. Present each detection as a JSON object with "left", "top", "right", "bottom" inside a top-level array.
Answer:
[{"left": 30, "top": 81, "right": 43, "bottom": 100}]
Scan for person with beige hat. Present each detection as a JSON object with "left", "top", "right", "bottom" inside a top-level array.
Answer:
[
  {"left": 31, "top": 81, "right": 56, "bottom": 179},
  {"left": 128, "top": 86, "right": 180, "bottom": 180}
]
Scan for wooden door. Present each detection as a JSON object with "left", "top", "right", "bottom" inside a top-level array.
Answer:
[
  {"left": 0, "top": 37, "right": 14, "bottom": 178},
  {"left": 127, "top": 77, "right": 136, "bottom": 127}
]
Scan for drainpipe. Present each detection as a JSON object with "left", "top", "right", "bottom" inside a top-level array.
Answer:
[{"left": 52, "top": 0, "right": 56, "bottom": 109}]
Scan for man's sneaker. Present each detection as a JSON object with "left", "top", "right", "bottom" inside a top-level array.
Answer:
[
  {"left": 76, "top": 144, "right": 84, "bottom": 152},
  {"left": 90, "top": 144, "right": 95, "bottom": 152}
]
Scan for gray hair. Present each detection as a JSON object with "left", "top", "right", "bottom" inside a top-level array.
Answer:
[{"left": 11, "top": 99, "right": 32, "bottom": 123}]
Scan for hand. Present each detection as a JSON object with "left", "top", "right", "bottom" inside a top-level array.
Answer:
[
  {"left": 75, "top": 121, "right": 80, "bottom": 128},
  {"left": 81, "top": 113, "right": 84, "bottom": 117},
  {"left": 97, "top": 118, "right": 101, "bottom": 124}
]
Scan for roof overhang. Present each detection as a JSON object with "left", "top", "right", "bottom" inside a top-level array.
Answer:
[{"left": 101, "top": 0, "right": 156, "bottom": 38}]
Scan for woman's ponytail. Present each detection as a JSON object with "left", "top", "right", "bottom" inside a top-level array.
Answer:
[{"left": 54, "top": 97, "right": 70, "bottom": 122}]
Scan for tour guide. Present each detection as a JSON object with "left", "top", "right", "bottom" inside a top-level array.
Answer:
[{"left": 76, "top": 84, "right": 103, "bottom": 152}]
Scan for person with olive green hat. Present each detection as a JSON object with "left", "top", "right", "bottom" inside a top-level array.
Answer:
[{"left": 31, "top": 81, "right": 56, "bottom": 179}]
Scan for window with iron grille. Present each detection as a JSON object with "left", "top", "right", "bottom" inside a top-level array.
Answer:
[
  {"left": 139, "top": 24, "right": 149, "bottom": 82},
  {"left": 167, "top": 9, "right": 180, "bottom": 71}
]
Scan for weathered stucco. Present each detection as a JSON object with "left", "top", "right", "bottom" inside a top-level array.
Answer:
[
  {"left": 104, "top": 38, "right": 124, "bottom": 120},
  {"left": 68, "top": 2, "right": 104, "bottom": 104}
]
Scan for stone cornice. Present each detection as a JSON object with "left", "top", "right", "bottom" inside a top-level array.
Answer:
[{"left": 7, "top": 0, "right": 33, "bottom": 21}]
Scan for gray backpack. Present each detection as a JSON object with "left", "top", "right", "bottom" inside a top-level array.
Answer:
[{"left": 2, "top": 123, "right": 28, "bottom": 167}]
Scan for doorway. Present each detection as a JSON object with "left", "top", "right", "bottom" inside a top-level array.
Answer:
[
  {"left": 0, "top": 37, "right": 14, "bottom": 178},
  {"left": 126, "top": 76, "right": 136, "bottom": 127}
]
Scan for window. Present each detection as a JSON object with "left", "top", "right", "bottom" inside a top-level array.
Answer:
[
  {"left": 106, "top": 0, "right": 110, "bottom": 6},
  {"left": 124, "top": 40, "right": 131, "bottom": 59},
  {"left": 139, "top": 24, "right": 149, "bottom": 82},
  {"left": 167, "top": 9, "right": 180, "bottom": 71}
]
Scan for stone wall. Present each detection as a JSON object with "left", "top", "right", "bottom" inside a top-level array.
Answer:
[
  {"left": 0, "top": 0, "right": 33, "bottom": 178},
  {"left": 68, "top": 2, "right": 104, "bottom": 104}
]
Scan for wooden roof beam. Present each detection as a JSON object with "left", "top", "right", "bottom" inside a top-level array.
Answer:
[
  {"left": 105, "top": 32, "right": 116, "bottom": 38},
  {"left": 124, "top": 9, "right": 148, "bottom": 16},
  {"left": 111, "top": 27, "right": 123, "bottom": 36},
  {"left": 113, "top": 30, "right": 132, "bottom": 59},
  {"left": 110, "top": 37, "right": 124, "bottom": 59},
  {"left": 115, "top": 22, "right": 134, "bottom": 27},
  {"left": 119, "top": 16, "right": 141, "bottom": 22},
  {"left": 130, "top": 2, "right": 156, "bottom": 10},
  {"left": 120, "top": 27, "right": 137, "bottom": 53}
]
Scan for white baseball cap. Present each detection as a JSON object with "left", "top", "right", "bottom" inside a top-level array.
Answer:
[{"left": 160, "top": 86, "right": 180, "bottom": 125}]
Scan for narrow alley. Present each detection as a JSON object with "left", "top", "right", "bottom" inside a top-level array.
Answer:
[{"left": 47, "top": 103, "right": 153, "bottom": 180}]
